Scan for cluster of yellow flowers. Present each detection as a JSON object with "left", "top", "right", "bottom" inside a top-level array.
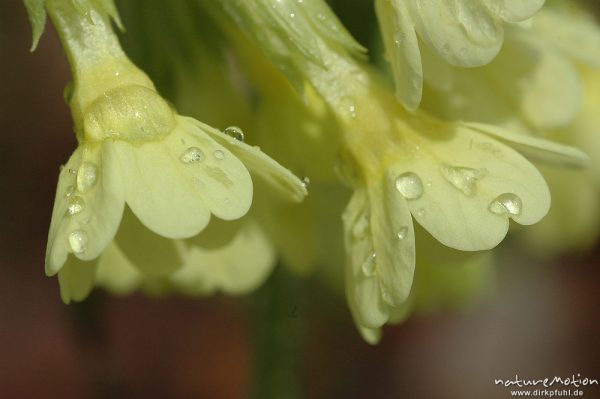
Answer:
[{"left": 26, "top": 0, "right": 598, "bottom": 343}]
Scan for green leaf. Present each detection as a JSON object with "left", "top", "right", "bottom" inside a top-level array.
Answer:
[{"left": 23, "top": 0, "right": 47, "bottom": 51}]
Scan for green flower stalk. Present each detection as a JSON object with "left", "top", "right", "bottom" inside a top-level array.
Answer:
[{"left": 28, "top": 0, "right": 307, "bottom": 302}]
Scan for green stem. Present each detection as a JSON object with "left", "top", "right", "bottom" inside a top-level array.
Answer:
[{"left": 250, "top": 265, "right": 305, "bottom": 399}]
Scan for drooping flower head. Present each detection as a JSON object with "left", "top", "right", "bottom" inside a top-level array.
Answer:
[
  {"left": 205, "top": 0, "right": 587, "bottom": 342},
  {"left": 27, "top": 0, "right": 307, "bottom": 302}
]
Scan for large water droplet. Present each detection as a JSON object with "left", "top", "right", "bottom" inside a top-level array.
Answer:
[
  {"left": 213, "top": 150, "right": 225, "bottom": 160},
  {"left": 488, "top": 193, "right": 522, "bottom": 217},
  {"left": 67, "top": 196, "right": 85, "bottom": 215},
  {"left": 180, "top": 147, "right": 205, "bottom": 164},
  {"left": 223, "top": 126, "right": 245, "bottom": 142},
  {"left": 361, "top": 253, "right": 377, "bottom": 276},
  {"left": 77, "top": 162, "right": 98, "bottom": 193},
  {"left": 395, "top": 172, "right": 424, "bottom": 199},
  {"left": 397, "top": 226, "right": 409, "bottom": 240},
  {"left": 440, "top": 163, "right": 487, "bottom": 196},
  {"left": 68, "top": 230, "right": 88, "bottom": 254}
]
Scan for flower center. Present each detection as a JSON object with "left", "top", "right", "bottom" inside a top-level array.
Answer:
[{"left": 83, "top": 85, "right": 175, "bottom": 143}]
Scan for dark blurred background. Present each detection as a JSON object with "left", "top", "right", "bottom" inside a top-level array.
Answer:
[{"left": 1, "top": 1, "right": 599, "bottom": 398}]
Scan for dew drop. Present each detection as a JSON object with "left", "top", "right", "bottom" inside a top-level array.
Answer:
[
  {"left": 65, "top": 185, "right": 76, "bottom": 198},
  {"left": 393, "top": 31, "right": 406, "bottom": 46},
  {"left": 68, "top": 230, "right": 88, "bottom": 254},
  {"left": 416, "top": 208, "right": 426, "bottom": 218},
  {"left": 361, "top": 253, "right": 377, "bottom": 276},
  {"left": 223, "top": 126, "right": 245, "bottom": 142},
  {"left": 352, "top": 213, "right": 369, "bottom": 239},
  {"left": 180, "top": 147, "right": 205, "bottom": 164},
  {"left": 395, "top": 172, "right": 424, "bottom": 200},
  {"left": 488, "top": 193, "right": 522, "bottom": 217},
  {"left": 440, "top": 163, "right": 487, "bottom": 196},
  {"left": 67, "top": 196, "right": 85, "bottom": 215},
  {"left": 77, "top": 162, "right": 98, "bottom": 193},
  {"left": 340, "top": 97, "right": 357, "bottom": 118},
  {"left": 214, "top": 150, "right": 225, "bottom": 160},
  {"left": 381, "top": 290, "right": 393, "bottom": 305},
  {"left": 301, "top": 176, "right": 311, "bottom": 190},
  {"left": 397, "top": 226, "right": 409, "bottom": 240}
]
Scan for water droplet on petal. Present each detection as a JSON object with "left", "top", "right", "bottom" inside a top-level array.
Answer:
[
  {"left": 393, "top": 31, "right": 406, "bottom": 46},
  {"left": 489, "top": 193, "right": 522, "bottom": 217},
  {"left": 77, "top": 162, "right": 98, "bottom": 193},
  {"left": 395, "top": 172, "right": 424, "bottom": 200},
  {"left": 440, "top": 163, "right": 487, "bottom": 196},
  {"left": 416, "top": 208, "right": 426, "bottom": 218},
  {"left": 397, "top": 226, "right": 408, "bottom": 240},
  {"left": 352, "top": 213, "right": 369, "bottom": 239},
  {"left": 65, "top": 185, "right": 76, "bottom": 198},
  {"left": 223, "top": 126, "right": 245, "bottom": 142},
  {"left": 213, "top": 150, "right": 225, "bottom": 160},
  {"left": 67, "top": 196, "right": 85, "bottom": 215},
  {"left": 340, "top": 96, "right": 357, "bottom": 118},
  {"left": 68, "top": 230, "right": 88, "bottom": 254},
  {"left": 180, "top": 147, "right": 205, "bottom": 164},
  {"left": 301, "top": 176, "right": 311, "bottom": 190},
  {"left": 361, "top": 253, "right": 377, "bottom": 276},
  {"left": 381, "top": 290, "right": 393, "bottom": 305}
]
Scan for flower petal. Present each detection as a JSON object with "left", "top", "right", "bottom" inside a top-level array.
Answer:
[
  {"left": 197, "top": 118, "right": 308, "bottom": 203},
  {"left": 95, "top": 241, "right": 143, "bottom": 295},
  {"left": 114, "top": 208, "right": 186, "bottom": 277},
  {"left": 375, "top": 0, "right": 423, "bottom": 111},
  {"left": 57, "top": 256, "right": 97, "bottom": 304},
  {"left": 481, "top": 0, "right": 545, "bottom": 23},
  {"left": 170, "top": 220, "right": 275, "bottom": 295},
  {"left": 393, "top": 124, "right": 550, "bottom": 251},
  {"left": 46, "top": 143, "right": 125, "bottom": 275},
  {"left": 342, "top": 188, "right": 390, "bottom": 328},
  {"left": 109, "top": 116, "right": 253, "bottom": 239},
  {"left": 408, "top": 0, "right": 503, "bottom": 67},
  {"left": 465, "top": 122, "right": 590, "bottom": 168},
  {"left": 369, "top": 171, "right": 416, "bottom": 306}
]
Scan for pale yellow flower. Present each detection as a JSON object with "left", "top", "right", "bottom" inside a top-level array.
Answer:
[
  {"left": 375, "top": 0, "right": 546, "bottom": 110},
  {"left": 419, "top": 2, "right": 600, "bottom": 255},
  {"left": 208, "top": 0, "right": 587, "bottom": 342},
  {"left": 35, "top": 0, "right": 306, "bottom": 302}
]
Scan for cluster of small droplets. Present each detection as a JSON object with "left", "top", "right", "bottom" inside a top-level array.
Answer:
[{"left": 63, "top": 162, "right": 98, "bottom": 254}]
